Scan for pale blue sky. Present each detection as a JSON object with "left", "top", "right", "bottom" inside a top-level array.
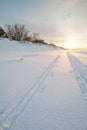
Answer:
[{"left": 0, "top": 0, "right": 87, "bottom": 46}]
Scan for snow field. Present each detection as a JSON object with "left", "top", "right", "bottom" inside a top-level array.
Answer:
[{"left": 0, "top": 39, "right": 87, "bottom": 130}]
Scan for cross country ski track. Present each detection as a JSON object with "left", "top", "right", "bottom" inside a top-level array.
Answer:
[
  {"left": 67, "top": 52, "right": 87, "bottom": 98},
  {"left": 0, "top": 53, "right": 60, "bottom": 130}
]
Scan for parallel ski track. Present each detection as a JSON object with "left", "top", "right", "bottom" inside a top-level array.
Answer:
[
  {"left": 0, "top": 53, "right": 60, "bottom": 130},
  {"left": 67, "top": 52, "right": 87, "bottom": 94}
]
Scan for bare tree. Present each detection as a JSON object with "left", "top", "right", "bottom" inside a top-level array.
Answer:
[{"left": 5, "top": 24, "right": 29, "bottom": 41}]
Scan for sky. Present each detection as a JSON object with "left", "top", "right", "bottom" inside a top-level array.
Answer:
[{"left": 0, "top": 0, "right": 87, "bottom": 48}]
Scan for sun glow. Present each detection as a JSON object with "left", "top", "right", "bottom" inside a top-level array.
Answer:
[
  {"left": 56, "top": 36, "right": 87, "bottom": 50},
  {"left": 57, "top": 37, "right": 77, "bottom": 49},
  {"left": 63, "top": 37, "right": 75, "bottom": 49},
  {"left": 64, "top": 41, "right": 75, "bottom": 49}
]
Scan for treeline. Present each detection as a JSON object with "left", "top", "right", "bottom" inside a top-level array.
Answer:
[
  {"left": 0, "top": 24, "right": 46, "bottom": 43},
  {"left": 0, "top": 24, "right": 56, "bottom": 47}
]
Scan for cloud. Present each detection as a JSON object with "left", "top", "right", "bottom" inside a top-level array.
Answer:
[
  {"left": 64, "top": 12, "right": 72, "bottom": 21},
  {"left": 76, "top": 0, "right": 87, "bottom": 7}
]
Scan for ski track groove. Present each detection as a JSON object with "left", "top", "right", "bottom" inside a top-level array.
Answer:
[
  {"left": 67, "top": 52, "right": 87, "bottom": 95},
  {"left": 0, "top": 53, "right": 60, "bottom": 130}
]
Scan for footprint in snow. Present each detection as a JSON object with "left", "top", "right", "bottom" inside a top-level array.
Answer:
[{"left": 19, "top": 57, "right": 24, "bottom": 60}]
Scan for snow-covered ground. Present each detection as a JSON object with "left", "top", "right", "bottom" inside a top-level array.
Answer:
[{"left": 0, "top": 39, "right": 87, "bottom": 130}]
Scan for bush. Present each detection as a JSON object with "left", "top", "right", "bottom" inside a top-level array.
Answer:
[
  {"left": 25, "top": 32, "right": 47, "bottom": 45},
  {"left": 5, "top": 24, "right": 29, "bottom": 41},
  {"left": 0, "top": 26, "right": 6, "bottom": 37},
  {"left": 0, "top": 24, "right": 56, "bottom": 48}
]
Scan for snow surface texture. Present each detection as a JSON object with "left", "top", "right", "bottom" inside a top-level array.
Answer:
[{"left": 0, "top": 39, "right": 87, "bottom": 130}]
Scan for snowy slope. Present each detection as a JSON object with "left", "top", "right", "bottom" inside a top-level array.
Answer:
[
  {"left": 0, "top": 39, "right": 57, "bottom": 52},
  {"left": 0, "top": 39, "right": 87, "bottom": 130}
]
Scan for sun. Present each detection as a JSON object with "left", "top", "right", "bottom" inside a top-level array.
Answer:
[
  {"left": 63, "top": 37, "right": 76, "bottom": 49},
  {"left": 65, "top": 41, "right": 75, "bottom": 49},
  {"left": 55, "top": 36, "right": 77, "bottom": 49}
]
